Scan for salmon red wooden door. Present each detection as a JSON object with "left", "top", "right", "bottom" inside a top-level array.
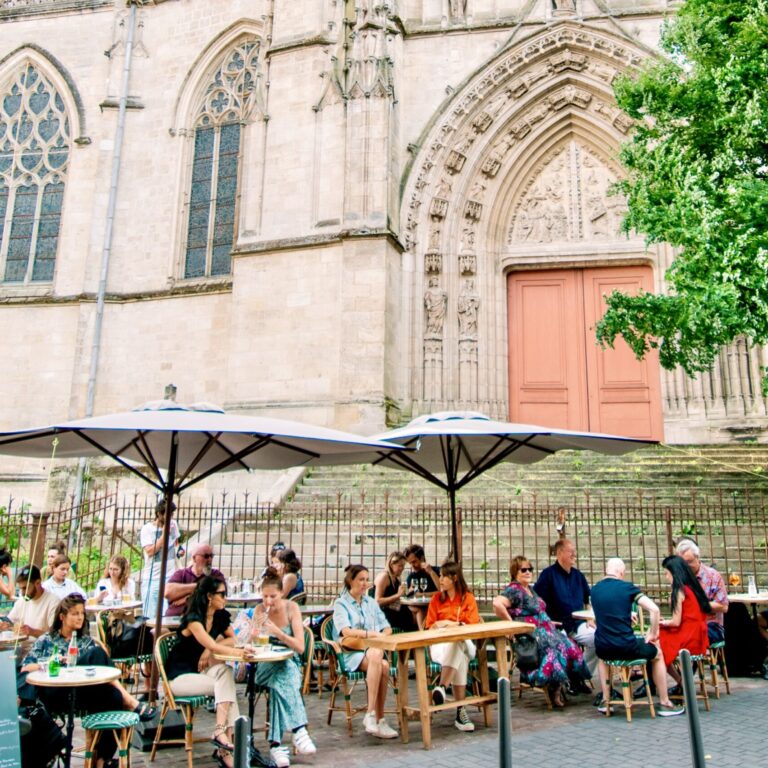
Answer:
[{"left": 507, "top": 267, "right": 663, "bottom": 440}]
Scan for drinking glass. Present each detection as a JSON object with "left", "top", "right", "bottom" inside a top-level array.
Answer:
[{"left": 420, "top": 577, "right": 428, "bottom": 595}]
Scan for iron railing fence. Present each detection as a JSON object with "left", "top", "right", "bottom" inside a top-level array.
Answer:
[{"left": 1, "top": 485, "right": 766, "bottom": 607}]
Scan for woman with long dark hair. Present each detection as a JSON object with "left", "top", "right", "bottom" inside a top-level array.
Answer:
[
  {"left": 659, "top": 555, "right": 710, "bottom": 681},
  {"left": 275, "top": 549, "right": 304, "bottom": 600},
  {"left": 21, "top": 595, "right": 154, "bottom": 767},
  {"left": 424, "top": 561, "right": 480, "bottom": 732},
  {"left": 493, "top": 555, "right": 590, "bottom": 708},
  {"left": 332, "top": 564, "right": 398, "bottom": 739},
  {"left": 164, "top": 576, "right": 249, "bottom": 768}
]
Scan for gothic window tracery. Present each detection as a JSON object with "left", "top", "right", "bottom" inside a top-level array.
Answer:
[
  {"left": 0, "top": 62, "right": 70, "bottom": 284},
  {"left": 183, "top": 39, "right": 260, "bottom": 279}
]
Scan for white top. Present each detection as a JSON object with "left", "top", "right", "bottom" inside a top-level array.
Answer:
[
  {"left": 139, "top": 519, "right": 180, "bottom": 570},
  {"left": 6, "top": 589, "right": 60, "bottom": 654},
  {"left": 93, "top": 577, "right": 136, "bottom": 602},
  {"left": 41, "top": 577, "right": 86, "bottom": 601}
]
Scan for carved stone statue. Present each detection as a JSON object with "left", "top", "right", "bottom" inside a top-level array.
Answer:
[
  {"left": 457, "top": 279, "right": 480, "bottom": 339},
  {"left": 449, "top": 0, "right": 468, "bottom": 21},
  {"left": 553, "top": 0, "right": 576, "bottom": 11},
  {"left": 424, "top": 277, "right": 448, "bottom": 336}
]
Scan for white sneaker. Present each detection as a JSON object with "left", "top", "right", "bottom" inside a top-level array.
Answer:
[
  {"left": 375, "top": 718, "right": 398, "bottom": 739},
  {"left": 431, "top": 685, "right": 446, "bottom": 705},
  {"left": 362, "top": 711, "right": 379, "bottom": 735},
  {"left": 269, "top": 746, "right": 291, "bottom": 768},
  {"left": 292, "top": 726, "right": 316, "bottom": 755},
  {"left": 454, "top": 706, "right": 475, "bottom": 732}
]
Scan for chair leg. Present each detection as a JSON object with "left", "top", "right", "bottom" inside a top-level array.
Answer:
[
  {"left": 697, "top": 659, "right": 711, "bottom": 712},
  {"left": 83, "top": 728, "right": 101, "bottom": 768},
  {"left": 642, "top": 666, "right": 656, "bottom": 717},
  {"left": 709, "top": 650, "right": 721, "bottom": 699},
  {"left": 342, "top": 677, "right": 354, "bottom": 735},
  {"left": 619, "top": 667, "right": 633, "bottom": 722},
  {"left": 182, "top": 704, "right": 196, "bottom": 768},
  {"left": 116, "top": 726, "right": 133, "bottom": 768},
  {"left": 150, "top": 700, "right": 170, "bottom": 762}
]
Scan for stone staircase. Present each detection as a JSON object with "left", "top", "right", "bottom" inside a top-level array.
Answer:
[{"left": 282, "top": 444, "right": 768, "bottom": 508}]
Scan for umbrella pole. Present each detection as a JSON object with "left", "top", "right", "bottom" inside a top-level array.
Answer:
[
  {"left": 450, "top": 489, "right": 462, "bottom": 563},
  {"left": 149, "top": 433, "right": 179, "bottom": 704}
]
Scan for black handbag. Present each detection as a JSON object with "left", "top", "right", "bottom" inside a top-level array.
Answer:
[
  {"left": 514, "top": 633, "right": 540, "bottom": 671},
  {"left": 20, "top": 702, "right": 67, "bottom": 768},
  {"left": 107, "top": 614, "right": 153, "bottom": 658}
]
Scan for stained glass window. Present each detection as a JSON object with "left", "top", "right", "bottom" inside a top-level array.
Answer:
[
  {"left": 0, "top": 63, "right": 70, "bottom": 284},
  {"left": 183, "top": 40, "right": 260, "bottom": 279}
]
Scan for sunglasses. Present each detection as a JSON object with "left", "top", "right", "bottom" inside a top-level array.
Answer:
[
  {"left": 200, "top": 553, "right": 214, "bottom": 559},
  {"left": 214, "top": 590, "right": 227, "bottom": 596},
  {"left": 519, "top": 567, "right": 534, "bottom": 573}
]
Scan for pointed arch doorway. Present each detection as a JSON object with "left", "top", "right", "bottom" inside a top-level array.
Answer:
[{"left": 507, "top": 265, "right": 663, "bottom": 440}]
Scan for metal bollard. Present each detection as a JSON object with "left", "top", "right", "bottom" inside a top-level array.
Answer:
[
  {"left": 679, "top": 649, "right": 706, "bottom": 768},
  {"left": 498, "top": 676, "right": 512, "bottom": 768},
  {"left": 234, "top": 715, "right": 250, "bottom": 768}
]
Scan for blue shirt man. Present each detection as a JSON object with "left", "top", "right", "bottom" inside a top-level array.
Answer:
[{"left": 534, "top": 539, "right": 596, "bottom": 682}]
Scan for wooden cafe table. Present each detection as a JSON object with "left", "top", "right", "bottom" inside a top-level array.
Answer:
[
  {"left": 728, "top": 591, "right": 768, "bottom": 619},
  {"left": 364, "top": 619, "right": 532, "bottom": 749}
]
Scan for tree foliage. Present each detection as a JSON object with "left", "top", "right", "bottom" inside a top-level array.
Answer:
[{"left": 596, "top": 0, "right": 768, "bottom": 388}]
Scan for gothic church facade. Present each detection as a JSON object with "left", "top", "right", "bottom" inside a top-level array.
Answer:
[{"left": 1, "top": 0, "right": 767, "bottom": 492}]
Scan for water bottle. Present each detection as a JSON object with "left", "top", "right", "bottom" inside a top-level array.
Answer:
[
  {"left": 66, "top": 635, "right": 78, "bottom": 670},
  {"left": 47, "top": 651, "right": 60, "bottom": 678},
  {"left": 747, "top": 574, "right": 758, "bottom": 597}
]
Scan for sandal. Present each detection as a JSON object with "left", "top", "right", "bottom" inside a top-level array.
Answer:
[
  {"left": 133, "top": 702, "right": 157, "bottom": 722},
  {"left": 213, "top": 748, "right": 234, "bottom": 768},
  {"left": 210, "top": 724, "right": 234, "bottom": 753}
]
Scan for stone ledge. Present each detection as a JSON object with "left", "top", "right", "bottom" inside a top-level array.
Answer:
[{"left": 0, "top": 0, "right": 112, "bottom": 21}]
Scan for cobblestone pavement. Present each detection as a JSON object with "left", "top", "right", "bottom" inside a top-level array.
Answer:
[{"left": 84, "top": 676, "right": 767, "bottom": 768}]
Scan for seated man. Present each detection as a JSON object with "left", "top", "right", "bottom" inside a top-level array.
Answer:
[
  {"left": 675, "top": 539, "right": 728, "bottom": 644},
  {"left": 533, "top": 539, "right": 595, "bottom": 691},
  {"left": 591, "top": 557, "right": 682, "bottom": 717},
  {"left": 403, "top": 544, "right": 441, "bottom": 630},
  {"left": 164, "top": 543, "right": 226, "bottom": 617},
  {"left": 0, "top": 564, "right": 59, "bottom": 660}
]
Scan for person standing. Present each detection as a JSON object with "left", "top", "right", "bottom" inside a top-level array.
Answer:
[
  {"left": 591, "top": 558, "right": 683, "bottom": 717},
  {"left": 140, "top": 501, "right": 180, "bottom": 618},
  {"left": 675, "top": 539, "right": 729, "bottom": 643},
  {"left": 533, "top": 539, "right": 596, "bottom": 690}
]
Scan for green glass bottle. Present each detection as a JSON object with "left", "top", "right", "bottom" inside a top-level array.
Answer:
[{"left": 48, "top": 650, "right": 60, "bottom": 677}]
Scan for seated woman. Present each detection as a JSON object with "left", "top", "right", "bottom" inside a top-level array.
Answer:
[
  {"left": 94, "top": 555, "right": 136, "bottom": 603},
  {"left": 374, "top": 551, "right": 417, "bottom": 632},
  {"left": 425, "top": 560, "right": 480, "bottom": 732},
  {"left": 245, "top": 567, "right": 316, "bottom": 767},
  {"left": 164, "top": 576, "right": 249, "bottom": 768},
  {"left": 20, "top": 594, "right": 155, "bottom": 768},
  {"left": 275, "top": 549, "right": 304, "bottom": 600},
  {"left": 42, "top": 555, "right": 86, "bottom": 600},
  {"left": 659, "top": 554, "right": 710, "bottom": 686},
  {"left": 493, "top": 555, "right": 590, "bottom": 708},
  {"left": 0, "top": 548, "right": 14, "bottom": 600},
  {"left": 332, "top": 564, "right": 398, "bottom": 739}
]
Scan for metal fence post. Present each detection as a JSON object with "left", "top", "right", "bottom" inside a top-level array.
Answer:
[
  {"left": 498, "top": 676, "right": 512, "bottom": 768},
  {"left": 680, "top": 649, "right": 705, "bottom": 768},
  {"left": 234, "top": 715, "right": 250, "bottom": 768}
]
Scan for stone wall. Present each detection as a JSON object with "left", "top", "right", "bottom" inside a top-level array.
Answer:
[{"left": 0, "top": 0, "right": 766, "bottom": 508}]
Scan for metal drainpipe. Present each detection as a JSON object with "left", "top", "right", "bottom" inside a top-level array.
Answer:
[{"left": 70, "top": 1, "right": 139, "bottom": 533}]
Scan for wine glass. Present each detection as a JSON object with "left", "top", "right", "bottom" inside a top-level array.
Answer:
[{"left": 420, "top": 577, "right": 428, "bottom": 595}]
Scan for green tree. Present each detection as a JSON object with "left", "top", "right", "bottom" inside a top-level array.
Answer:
[{"left": 596, "top": 0, "right": 768, "bottom": 389}]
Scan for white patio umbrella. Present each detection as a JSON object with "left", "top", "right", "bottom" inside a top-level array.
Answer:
[
  {"left": 0, "top": 400, "right": 407, "bottom": 642},
  {"left": 372, "top": 411, "right": 656, "bottom": 560}
]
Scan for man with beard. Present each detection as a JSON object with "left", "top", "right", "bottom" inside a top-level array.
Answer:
[{"left": 164, "top": 543, "right": 226, "bottom": 617}]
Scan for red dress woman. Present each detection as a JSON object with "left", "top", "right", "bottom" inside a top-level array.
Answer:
[{"left": 660, "top": 584, "right": 709, "bottom": 663}]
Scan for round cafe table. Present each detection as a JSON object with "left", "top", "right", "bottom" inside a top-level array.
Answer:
[
  {"left": 400, "top": 596, "right": 433, "bottom": 608},
  {"left": 86, "top": 599, "right": 142, "bottom": 614},
  {"left": 226, "top": 593, "right": 262, "bottom": 607},
  {"left": 27, "top": 664, "right": 121, "bottom": 768},
  {"left": 214, "top": 647, "right": 292, "bottom": 729},
  {"left": 0, "top": 630, "right": 28, "bottom": 649}
]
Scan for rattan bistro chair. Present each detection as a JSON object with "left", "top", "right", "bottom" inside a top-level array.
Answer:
[
  {"left": 598, "top": 657, "right": 656, "bottom": 722},
  {"left": 151, "top": 632, "right": 214, "bottom": 768},
  {"left": 708, "top": 641, "right": 731, "bottom": 697}
]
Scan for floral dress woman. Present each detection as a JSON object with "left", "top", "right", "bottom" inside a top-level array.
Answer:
[{"left": 502, "top": 582, "right": 590, "bottom": 692}]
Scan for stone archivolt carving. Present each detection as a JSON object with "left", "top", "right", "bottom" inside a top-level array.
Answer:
[
  {"left": 402, "top": 24, "right": 647, "bottom": 253},
  {"left": 507, "top": 140, "right": 627, "bottom": 244}
]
